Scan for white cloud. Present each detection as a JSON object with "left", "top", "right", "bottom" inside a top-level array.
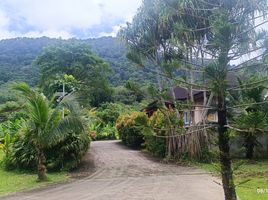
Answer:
[
  {"left": 22, "top": 30, "right": 73, "bottom": 39},
  {"left": 0, "top": 10, "right": 9, "bottom": 28},
  {"left": 0, "top": 0, "right": 142, "bottom": 39},
  {"left": 98, "top": 24, "right": 125, "bottom": 37}
]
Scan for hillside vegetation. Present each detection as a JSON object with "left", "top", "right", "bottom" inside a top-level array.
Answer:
[{"left": 0, "top": 37, "right": 155, "bottom": 87}]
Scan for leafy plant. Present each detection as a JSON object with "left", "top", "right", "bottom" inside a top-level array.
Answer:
[
  {"left": 116, "top": 112, "right": 148, "bottom": 148},
  {"left": 234, "top": 111, "right": 268, "bottom": 159},
  {"left": 95, "top": 124, "right": 119, "bottom": 141},
  {"left": 12, "top": 82, "right": 88, "bottom": 181},
  {"left": 96, "top": 103, "right": 134, "bottom": 126},
  {"left": 143, "top": 110, "right": 167, "bottom": 157}
]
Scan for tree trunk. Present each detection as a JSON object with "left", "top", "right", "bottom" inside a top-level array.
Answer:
[
  {"left": 217, "top": 95, "right": 237, "bottom": 200},
  {"left": 245, "top": 134, "right": 256, "bottom": 160},
  {"left": 37, "top": 146, "right": 47, "bottom": 181}
]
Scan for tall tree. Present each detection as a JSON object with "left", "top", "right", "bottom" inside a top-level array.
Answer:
[
  {"left": 34, "top": 40, "right": 113, "bottom": 107},
  {"left": 121, "top": 0, "right": 268, "bottom": 199}
]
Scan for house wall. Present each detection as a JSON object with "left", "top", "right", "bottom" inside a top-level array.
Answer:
[
  {"left": 194, "top": 99, "right": 218, "bottom": 124},
  {"left": 194, "top": 101, "right": 204, "bottom": 124}
]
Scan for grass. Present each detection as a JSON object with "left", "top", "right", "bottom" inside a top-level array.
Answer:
[
  {"left": 0, "top": 150, "right": 69, "bottom": 197},
  {"left": 196, "top": 159, "right": 268, "bottom": 200}
]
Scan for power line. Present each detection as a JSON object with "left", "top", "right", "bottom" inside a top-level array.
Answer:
[
  {"left": 153, "top": 126, "right": 215, "bottom": 138},
  {"left": 227, "top": 101, "right": 268, "bottom": 109}
]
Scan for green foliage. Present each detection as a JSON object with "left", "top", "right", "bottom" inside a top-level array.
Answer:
[
  {"left": 45, "top": 131, "right": 90, "bottom": 170},
  {"left": 0, "top": 37, "right": 157, "bottom": 89},
  {"left": 87, "top": 103, "right": 134, "bottom": 141},
  {"left": 124, "top": 81, "right": 145, "bottom": 102},
  {"left": 4, "top": 83, "right": 90, "bottom": 179},
  {"left": 234, "top": 111, "right": 268, "bottom": 159},
  {"left": 232, "top": 77, "right": 268, "bottom": 159},
  {"left": 0, "top": 37, "right": 59, "bottom": 86},
  {"left": 35, "top": 40, "right": 113, "bottom": 107},
  {"left": 113, "top": 86, "right": 137, "bottom": 105},
  {"left": 96, "top": 103, "right": 134, "bottom": 126},
  {"left": 197, "top": 159, "right": 268, "bottom": 200},
  {"left": 94, "top": 124, "right": 119, "bottom": 141},
  {"left": 0, "top": 82, "right": 22, "bottom": 109},
  {"left": 85, "top": 37, "right": 157, "bottom": 86},
  {"left": 116, "top": 112, "right": 148, "bottom": 148},
  {"left": 4, "top": 129, "right": 90, "bottom": 171},
  {"left": 0, "top": 153, "right": 67, "bottom": 197},
  {"left": 4, "top": 132, "right": 37, "bottom": 170},
  {"left": 144, "top": 110, "right": 167, "bottom": 157}
]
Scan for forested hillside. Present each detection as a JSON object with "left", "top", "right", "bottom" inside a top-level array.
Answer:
[{"left": 0, "top": 37, "right": 155, "bottom": 87}]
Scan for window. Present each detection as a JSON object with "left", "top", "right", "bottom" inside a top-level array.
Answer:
[
  {"left": 207, "top": 112, "right": 217, "bottom": 122},
  {"left": 184, "top": 111, "right": 193, "bottom": 125}
]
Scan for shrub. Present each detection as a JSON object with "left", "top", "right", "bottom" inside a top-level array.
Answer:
[
  {"left": 96, "top": 103, "right": 134, "bottom": 126},
  {"left": 95, "top": 124, "right": 119, "bottom": 140},
  {"left": 4, "top": 127, "right": 90, "bottom": 171},
  {"left": 116, "top": 112, "right": 148, "bottom": 148},
  {"left": 143, "top": 109, "right": 183, "bottom": 158},
  {"left": 88, "top": 103, "right": 134, "bottom": 141},
  {"left": 45, "top": 132, "right": 90, "bottom": 170},
  {"left": 144, "top": 110, "right": 167, "bottom": 157},
  {"left": 3, "top": 132, "right": 36, "bottom": 170}
]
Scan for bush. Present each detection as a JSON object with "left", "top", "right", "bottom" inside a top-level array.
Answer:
[
  {"left": 45, "top": 132, "right": 90, "bottom": 170},
  {"left": 96, "top": 103, "right": 134, "bottom": 126},
  {"left": 88, "top": 103, "right": 134, "bottom": 141},
  {"left": 116, "top": 112, "right": 148, "bottom": 148},
  {"left": 95, "top": 124, "right": 119, "bottom": 140},
  {"left": 143, "top": 109, "right": 182, "bottom": 158},
  {"left": 4, "top": 128, "right": 90, "bottom": 171},
  {"left": 144, "top": 110, "right": 167, "bottom": 157}
]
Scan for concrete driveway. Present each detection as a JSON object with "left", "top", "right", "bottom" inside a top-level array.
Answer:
[{"left": 2, "top": 141, "right": 224, "bottom": 200}]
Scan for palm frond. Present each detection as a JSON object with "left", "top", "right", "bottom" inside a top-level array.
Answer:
[
  {"left": 12, "top": 82, "right": 35, "bottom": 99},
  {"left": 45, "top": 114, "right": 85, "bottom": 146}
]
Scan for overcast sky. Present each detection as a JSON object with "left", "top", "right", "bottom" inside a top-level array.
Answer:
[{"left": 0, "top": 0, "right": 142, "bottom": 40}]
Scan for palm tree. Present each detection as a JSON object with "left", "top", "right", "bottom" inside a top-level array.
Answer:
[
  {"left": 232, "top": 77, "right": 268, "bottom": 159},
  {"left": 13, "top": 83, "right": 85, "bottom": 181},
  {"left": 234, "top": 111, "right": 267, "bottom": 159}
]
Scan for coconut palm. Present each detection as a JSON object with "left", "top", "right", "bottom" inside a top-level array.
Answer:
[{"left": 13, "top": 82, "right": 85, "bottom": 181}]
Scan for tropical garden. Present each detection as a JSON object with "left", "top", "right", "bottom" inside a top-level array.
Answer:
[{"left": 0, "top": 0, "right": 268, "bottom": 200}]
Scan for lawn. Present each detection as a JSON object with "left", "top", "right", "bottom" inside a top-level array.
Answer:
[
  {"left": 196, "top": 159, "right": 268, "bottom": 200},
  {"left": 0, "top": 150, "right": 68, "bottom": 197}
]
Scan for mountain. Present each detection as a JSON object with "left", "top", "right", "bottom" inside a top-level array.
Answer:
[{"left": 0, "top": 36, "right": 155, "bottom": 87}]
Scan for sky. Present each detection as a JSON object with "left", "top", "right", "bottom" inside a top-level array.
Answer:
[{"left": 0, "top": 0, "right": 142, "bottom": 40}]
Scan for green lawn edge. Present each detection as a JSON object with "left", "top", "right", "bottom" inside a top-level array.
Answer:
[
  {"left": 0, "top": 150, "right": 69, "bottom": 197},
  {"left": 194, "top": 160, "right": 268, "bottom": 200}
]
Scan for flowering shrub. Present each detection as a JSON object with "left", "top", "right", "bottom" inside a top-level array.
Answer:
[
  {"left": 116, "top": 112, "right": 148, "bottom": 148},
  {"left": 144, "top": 110, "right": 168, "bottom": 157}
]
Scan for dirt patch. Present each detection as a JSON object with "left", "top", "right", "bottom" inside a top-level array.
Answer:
[{"left": 69, "top": 146, "right": 96, "bottom": 179}]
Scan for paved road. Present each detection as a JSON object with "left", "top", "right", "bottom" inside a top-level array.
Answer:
[{"left": 2, "top": 141, "right": 224, "bottom": 200}]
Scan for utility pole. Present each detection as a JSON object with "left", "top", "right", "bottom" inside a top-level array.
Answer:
[{"left": 62, "top": 82, "right": 65, "bottom": 119}]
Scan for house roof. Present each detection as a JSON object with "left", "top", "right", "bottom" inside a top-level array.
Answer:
[
  {"left": 170, "top": 87, "right": 203, "bottom": 101},
  {"left": 142, "top": 87, "right": 205, "bottom": 113}
]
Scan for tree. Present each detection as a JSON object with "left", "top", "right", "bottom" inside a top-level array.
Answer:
[
  {"left": 125, "top": 81, "right": 145, "bottom": 102},
  {"left": 232, "top": 77, "right": 268, "bottom": 159},
  {"left": 34, "top": 40, "right": 113, "bottom": 107},
  {"left": 120, "top": 0, "right": 268, "bottom": 199},
  {"left": 13, "top": 82, "right": 85, "bottom": 181},
  {"left": 234, "top": 111, "right": 267, "bottom": 159}
]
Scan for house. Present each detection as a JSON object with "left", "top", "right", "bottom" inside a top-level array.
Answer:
[{"left": 143, "top": 87, "right": 218, "bottom": 125}]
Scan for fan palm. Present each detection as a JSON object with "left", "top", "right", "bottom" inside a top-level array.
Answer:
[{"left": 13, "top": 83, "right": 85, "bottom": 181}]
